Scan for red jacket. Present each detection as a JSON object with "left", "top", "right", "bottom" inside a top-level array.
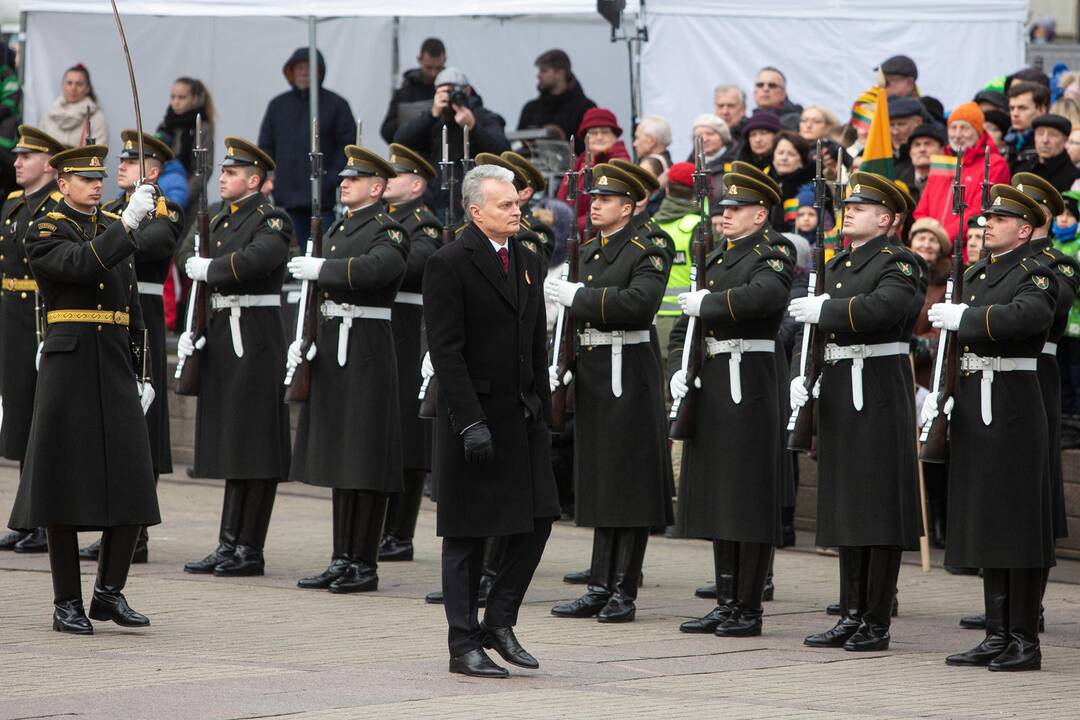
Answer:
[
  {"left": 556, "top": 140, "right": 631, "bottom": 232},
  {"left": 913, "top": 132, "right": 1010, "bottom": 254}
]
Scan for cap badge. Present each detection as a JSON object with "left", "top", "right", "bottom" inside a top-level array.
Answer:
[
  {"left": 227, "top": 146, "right": 235, "bottom": 157},
  {"left": 89, "top": 157, "right": 101, "bottom": 167},
  {"left": 597, "top": 175, "right": 610, "bottom": 186},
  {"left": 993, "top": 196, "right": 1003, "bottom": 206},
  {"left": 852, "top": 184, "right": 861, "bottom": 194}
]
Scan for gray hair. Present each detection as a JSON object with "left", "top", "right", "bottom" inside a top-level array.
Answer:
[
  {"left": 461, "top": 164, "right": 515, "bottom": 211},
  {"left": 782, "top": 232, "right": 812, "bottom": 274},
  {"left": 637, "top": 114, "right": 672, "bottom": 146},
  {"left": 713, "top": 84, "right": 746, "bottom": 106}
]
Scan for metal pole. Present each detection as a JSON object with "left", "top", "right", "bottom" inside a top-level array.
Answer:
[
  {"left": 16, "top": 11, "right": 26, "bottom": 119},
  {"left": 308, "top": 16, "right": 319, "bottom": 210},
  {"left": 391, "top": 16, "right": 401, "bottom": 90}
]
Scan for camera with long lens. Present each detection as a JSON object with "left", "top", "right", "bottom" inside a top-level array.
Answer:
[{"left": 448, "top": 84, "right": 469, "bottom": 108}]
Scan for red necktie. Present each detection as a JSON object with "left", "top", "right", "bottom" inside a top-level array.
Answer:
[{"left": 497, "top": 246, "right": 509, "bottom": 274}]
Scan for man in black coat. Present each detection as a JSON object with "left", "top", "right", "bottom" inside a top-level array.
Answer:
[
  {"left": 1014, "top": 114, "right": 1080, "bottom": 194},
  {"left": 517, "top": 49, "right": 596, "bottom": 150},
  {"left": 380, "top": 38, "right": 446, "bottom": 145},
  {"left": 258, "top": 48, "right": 356, "bottom": 251},
  {"left": 423, "top": 163, "right": 560, "bottom": 678}
]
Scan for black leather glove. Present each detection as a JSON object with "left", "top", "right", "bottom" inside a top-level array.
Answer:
[{"left": 462, "top": 422, "right": 494, "bottom": 466}]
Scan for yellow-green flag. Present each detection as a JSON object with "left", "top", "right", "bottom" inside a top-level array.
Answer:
[{"left": 860, "top": 86, "right": 894, "bottom": 179}]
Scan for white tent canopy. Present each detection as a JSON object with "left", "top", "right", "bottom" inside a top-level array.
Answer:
[{"left": 22, "top": 1, "right": 639, "bottom": 16}]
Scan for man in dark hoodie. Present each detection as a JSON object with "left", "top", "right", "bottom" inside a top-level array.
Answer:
[
  {"left": 380, "top": 38, "right": 446, "bottom": 145},
  {"left": 517, "top": 49, "right": 596, "bottom": 151},
  {"left": 258, "top": 47, "right": 356, "bottom": 251}
]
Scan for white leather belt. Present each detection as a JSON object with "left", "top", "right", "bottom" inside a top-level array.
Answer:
[
  {"left": 137, "top": 282, "right": 164, "bottom": 295},
  {"left": 320, "top": 301, "right": 392, "bottom": 367},
  {"left": 210, "top": 293, "right": 282, "bottom": 358},
  {"left": 1043, "top": 341, "right": 1058, "bottom": 355},
  {"left": 577, "top": 328, "right": 651, "bottom": 398},
  {"left": 960, "top": 353, "right": 1038, "bottom": 426},
  {"left": 394, "top": 291, "right": 423, "bottom": 306},
  {"left": 824, "top": 341, "right": 908, "bottom": 412},
  {"left": 705, "top": 338, "right": 775, "bottom": 404}
]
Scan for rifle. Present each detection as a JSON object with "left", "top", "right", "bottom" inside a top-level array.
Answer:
[
  {"left": 787, "top": 140, "right": 832, "bottom": 452},
  {"left": 669, "top": 136, "right": 712, "bottom": 439},
  {"left": 979, "top": 145, "right": 991, "bottom": 257},
  {"left": 550, "top": 136, "right": 581, "bottom": 432},
  {"left": 174, "top": 113, "right": 209, "bottom": 394},
  {"left": 920, "top": 152, "right": 967, "bottom": 462},
  {"left": 284, "top": 118, "right": 324, "bottom": 402}
]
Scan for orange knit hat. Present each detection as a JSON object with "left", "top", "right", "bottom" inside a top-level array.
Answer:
[{"left": 948, "top": 102, "right": 985, "bottom": 136}]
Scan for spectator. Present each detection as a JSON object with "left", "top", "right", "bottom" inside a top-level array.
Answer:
[
  {"left": 634, "top": 156, "right": 667, "bottom": 217},
  {"left": 974, "top": 89, "right": 1008, "bottom": 115},
  {"left": 0, "top": 45, "right": 22, "bottom": 195},
  {"left": 632, "top": 114, "right": 672, "bottom": 170},
  {"left": 651, "top": 162, "right": 699, "bottom": 364},
  {"left": 714, "top": 84, "right": 748, "bottom": 150},
  {"left": 38, "top": 64, "right": 107, "bottom": 147},
  {"left": 798, "top": 105, "right": 838, "bottom": 142},
  {"left": 1053, "top": 192, "right": 1079, "bottom": 241},
  {"left": 965, "top": 217, "right": 985, "bottom": 266},
  {"left": 1004, "top": 80, "right": 1050, "bottom": 172},
  {"left": 157, "top": 77, "right": 215, "bottom": 211},
  {"left": 1017, "top": 114, "right": 1080, "bottom": 192},
  {"left": 737, "top": 110, "right": 781, "bottom": 173},
  {"left": 394, "top": 67, "right": 509, "bottom": 213},
  {"left": 1068, "top": 127, "right": 1080, "bottom": 167},
  {"left": 555, "top": 107, "right": 629, "bottom": 230},
  {"left": 259, "top": 48, "right": 355, "bottom": 251},
  {"left": 1050, "top": 97, "right": 1080, "bottom": 131},
  {"left": 888, "top": 96, "right": 925, "bottom": 153},
  {"left": 793, "top": 185, "right": 818, "bottom": 242},
  {"left": 983, "top": 109, "right": 1010, "bottom": 156},
  {"left": 752, "top": 67, "right": 802, "bottom": 130},
  {"left": 895, "top": 123, "right": 946, "bottom": 202},
  {"left": 380, "top": 38, "right": 445, "bottom": 144},
  {"left": 913, "top": 102, "right": 1009, "bottom": 242},
  {"left": 689, "top": 113, "right": 732, "bottom": 201},
  {"left": 878, "top": 54, "right": 918, "bottom": 98},
  {"left": 1057, "top": 191, "right": 1080, "bottom": 417},
  {"left": 770, "top": 130, "right": 812, "bottom": 232},
  {"left": 517, "top": 49, "right": 596, "bottom": 151}
]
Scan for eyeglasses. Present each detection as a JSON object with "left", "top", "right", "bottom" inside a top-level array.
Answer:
[{"left": 756, "top": 82, "right": 783, "bottom": 90}]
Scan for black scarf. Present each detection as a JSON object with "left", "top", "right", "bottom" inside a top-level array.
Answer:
[{"left": 157, "top": 106, "right": 201, "bottom": 173}]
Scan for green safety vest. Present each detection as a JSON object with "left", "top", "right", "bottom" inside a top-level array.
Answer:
[{"left": 656, "top": 213, "right": 701, "bottom": 316}]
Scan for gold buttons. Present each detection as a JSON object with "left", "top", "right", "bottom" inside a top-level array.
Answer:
[
  {"left": 970, "top": 295, "right": 975, "bottom": 301},
  {"left": 709, "top": 280, "right": 715, "bottom": 287},
  {"left": 19, "top": 292, "right": 25, "bottom": 299},
  {"left": 324, "top": 292, "right": 329, "bottom": 299},
  {"left": 331, "top": 245, "right": 336, "bottom": 252},
  {"left": 585, "top": 322, "right": 591, "bottom": 328},
  {"left": 593, "top": 254, "right": 599, "bottom": 261},
  {"left": 339, "top": 224, "right": 344, "bottom": 231},
  {"left": 979, "top": 273, "right": 986, "bottom": 280},
  {"left": 223, "top": 221, "right": 229, "bottom": 228},
  {"left": 830, "top": 333, "right": 836, "bottom": 339},
  {"left": 125, "top": 306, "right": 129, "bottom": 312},
  {"left": 99, "top": 282, "right": 105, "bottom": 289},
  {"left": 964, "top": 345, "right": 970, "bottom": 352},
  {"left": 587, "top": 275, "right": 593, "bottom": 281},
  {"left": 96, "top": 325, "right": 102, "bottom": 331},
  {"left": 835, "top": 282, "right": 842, "bottom": 288},
  {"left": 845, "top": 261, "right": 852, "bottom": 267},
  {"left": 96, "top": 304, "right": 102, "bottom": 310},
  {"left": 217, "top": 241, "right": 222, "bottom": 247}
]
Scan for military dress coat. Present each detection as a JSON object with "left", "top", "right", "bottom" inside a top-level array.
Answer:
[
  {"left": 192, "top": 192, "right": 292, "bottom": 481},
  {"left": 0, "top": 183, "right": 60, "bottom": 460},
  {"left": 103, "top": 190, "right": 182, "bottom": 475},
  {"left": 519, "top": 207, "right": 554, "bottom": 265},
  {"left": 945, "top": 247, "right": 1057, "bottom": 569},
  {"left": 669, "top": 227, "right": 793, "bottom": 544},
  {"left": 290, "top": 203, "right": 408, "bottom": 491},
  {"left": 423, "top": 222, "right": 560, "bottom": 538},
  {"left": 9, "top": 202, "right": 159, "bottom": 530},
  {"left": 814, "top": 234, "right": 922, "bottom": 549},
  {"left": 571, "top": 220, "right": 673, "bottom": 529},
  {"left": 763, "top": 228, "right": 798, "bottom": 510},
  {"left": 388, "top": 197, "right": 441, "bottom": 471},
  {"left": 1027, "top": 236, "right": 1080, "bottom": 539}
]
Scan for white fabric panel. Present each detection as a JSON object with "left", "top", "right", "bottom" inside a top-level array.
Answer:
[
  {"left": 648, "top": 0, "right": 1026, "bottom": 21},
  {"left": 643, "top": 13, "right": 1025, "bottom": 162},
  {"left": 22, "top": 1, "right": 637, "bottom": 16}
]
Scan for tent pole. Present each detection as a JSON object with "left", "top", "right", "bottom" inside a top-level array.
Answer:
[
  {"left": 16, "top": 11, "right": 26, "bottom": 119},
  {"left": 391, "top": 16, "right": 401, "bottom": 90},
  {"left": 308, "top": 15, "right": 319, "bottom": 203}
]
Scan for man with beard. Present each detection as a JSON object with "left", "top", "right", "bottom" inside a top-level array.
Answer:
[{"left": 517, "top": 49, "right": 596, "bottom": 151}]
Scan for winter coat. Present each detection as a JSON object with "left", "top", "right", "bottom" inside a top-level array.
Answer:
[
  {"left": 380, "top": 68, "right": 437, "bottom": 145},
  {"left": 38, "top": 95, "right": 107, "bottom": 148},
  {"left": 555, "top": 141, "right": 632, "bottom": 232},
  {"left": 1015, "top": 150, "right": 1080, "bottom": 194},
  {"left": 517, "top": 76, "right": 596, "bottom": 147}
]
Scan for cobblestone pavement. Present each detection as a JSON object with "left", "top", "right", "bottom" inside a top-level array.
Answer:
[{"left": 1, "top": 463, "right": 1079, "bottom": 719}]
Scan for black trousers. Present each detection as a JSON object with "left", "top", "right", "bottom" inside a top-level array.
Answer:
[{"left": 442, "top": 518, "right": 552, "bottom": 657}]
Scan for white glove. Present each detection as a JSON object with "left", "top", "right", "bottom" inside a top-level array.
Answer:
[
  {"left": 288, "top": 256, "right": 325, "bottom": 281},
  {"left": 185, "top": 257, "right": 211, "bottom": 282},
  {"left": 35, "top": 342, "right": 42, "bottom": 371},
  {"left": 136, "top": 381, "right": 155, "bottom": 415},
  {"left": 678, "top": 289, "right": 711, "bottom": 317},
  {"left": 920, "top": 391, "right": 954, "bottom": 426},
  {"left": 928, "top": 302, "right": 968, "bottom": 331},
  {"left": 670, "top": 368, "right": 701, "bottom": 400},
  {"left": 287, "top": 339, "right": 317, "bottom": 369},
  {"left": 421, "top": 352, "right": 434, "bottom": 380},
  {"left": 548, "top": 365, "right": 573, "bottom": 393},
  {"left": 790, "top": 376, "right": 809, "bottom": 409},
  {"left": 121, "top": 183, "right": 156, "bottom": 231},
  {"left": 545, "top": 277, "right": 583, "bottom": 307},
  {"left": 788, "top": 293, "right": 831, "bottom": 324},
  {"left": 177, "top": 331, "right": 206, "bottom": 360}
]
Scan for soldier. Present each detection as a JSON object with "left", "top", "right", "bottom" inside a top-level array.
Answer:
[
  {"left": 80, "top": 130, "right": 183, "bottom": 564},
  {"left": 378, "top": 143, "right": 442, "bottom": 563},
  {"left": 923, "top": 185, "right": 1057, "bottom": 672},
  {"left": 669, "top": 172, "right": 793, "bottom": 636},
  {"left": 179, "top": 137, "right": 292, "bottom": 577},
  {"left": 0, "top": 126, "right": 65, "bottom": 554},
  {"left": 7, "top": 145, "right": 159, "bottom": 634},
  {"left": 789, "top": 171, "right": 921, "bottom": 652},
  {"left": 545, "top": 164, "right": 672, "bottom": 623},
  {"left": 610, "top": 158, "right": 673, "bottom": 256},
  {"left": 289, "top": 145, "right": 408, "bottom": 593},
  {"left": 502, "top": 150, "right": 555, "bottom": 264}
]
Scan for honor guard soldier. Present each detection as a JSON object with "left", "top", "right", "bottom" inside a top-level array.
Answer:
[
  {"left": 379, "top": 143, "right": 442, "bottom": 563},
  {"left": 7, "top": 144, "right": 159, "bottom": 634},
  {"left": 81, "top": 130, "right": 183, "bottom": 565},
  {"left": 545, "top": 163, "right": 673, "bottom": 623},
  {"left": 180, "top": 137, "right": 292, "bottom": 578},
  {"left": 0, "top": 125, "right": 65, "bottom": 554},
  {"left": 923, "top": 185, "right": 1057, "bottom": 672},
  {"left": 789, "top": 171, "right": 922, "bottom": 652},
  {"left": 502, "top": 150, "right": 555, "bottom": 264},
  {"left": 669, "top": 172, "right": 793, "bottom": 636},
  {"left": 609, "top": 158, "right": 673, "bottom": 260},
  {"left": 289, "top": 146, "right": 408, "bottom": 593}
]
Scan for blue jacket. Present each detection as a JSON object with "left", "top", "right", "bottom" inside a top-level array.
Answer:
[{"left": 158, "top": 159, "right": 188, "bottom": 208}]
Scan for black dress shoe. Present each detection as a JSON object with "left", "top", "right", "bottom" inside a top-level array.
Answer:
[
  {"left": 53, "top": 599, "right": 93, "bottom": 635},
  {"left": 944, "top": 565, "right": 979, "bottom": 576},
  {"left": 448, "top": 648, "right": 509, "bottom": 678},
  {"left": 679, "top": 606, "right": 732, "bottom": 633},
  {"left": 378, "top": 535, "right": 414, "bottom": 562},
  {"left": 959, "top": 613, "right": 986, "bottom": 630},
  {"left": 328, "top": 563, "right": 378, "bottom": 593},
  {"left": 88, "top": 587, "right": 150, "bottom": 627},
  {"left": 79, "top": 539, "right": 101, "bottom": 561},
  {"left": 945, "top": 634, "right": 1009, "bottom": 666},
  {"left": 425, "top": 590, "right": 444, "bottom": 604},
  {"left": 481, "top": 622, "right": 539, "bottom": 669},
  {"left": 597, "top": 593, "right": 636, "bottom": 623},
  {"left": 715, "top": 608, "right": 763, "bottom": 637},
  {"left": 213, "top": 546, "right": 265, "bottom": 577},
  {"left": 184, "top": 544, "right": 236, "bottom": 574},
  {"left": 0, "top": 529, "right": 28, "bottom": 550},
  {"left": 826, "top": 603, "right": 841, "bottom": 616},
  {"left": 987, "top": 635, "right": 1041, "bottom": 672},
  {"left": 551, "top": 590, "right": 610, "bottom": 618},
  {"left": 695, "top": 582, "right": 717, "bottom": 599},
  {"left": 804, "top": 618, "right": 861, "bottom": 648},
  {"left": 843, "top": 621, "right": 890, "bottom": 651},
  {"left": 298, "top": 558, "right": 350, "bottom": 589},
  {"left": 13, "top": 528, "right": 47, "bottom": 553},
  {"left": 563, "top": 568, "right": 590, "bottom": 585}
]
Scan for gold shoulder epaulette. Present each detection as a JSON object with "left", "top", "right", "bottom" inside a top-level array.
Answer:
[
  {"left": 47, "top": 211, "right": 67, "bottom": 221},
  {"left": 101, "top": 209, "right": 120, "bottom": 220},
  {"left": 49, "top": 191, "right": 62, "bottom": 202},
  {"left": 1043, "top": 248, "right": 1055, "bottom": 259},
  {"left": 1020, "top": 258, "right": 1031, "bottom": 271},
  {"left": 6, "top": 190, "right": 23, "bottom": 200},
  {"left": 630, "top": 238, "right": 646, "bottom": 251},
  {"left": 881, "top": 246, "right": 894, "bottom": 254}
]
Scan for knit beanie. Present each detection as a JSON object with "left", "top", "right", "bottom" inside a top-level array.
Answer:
[{"left": 948, "top": 102, "right": 985, "bottom": 136}]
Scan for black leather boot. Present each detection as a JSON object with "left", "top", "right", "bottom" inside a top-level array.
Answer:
[
  {"left": 185, "top": 479, "right": 244, "bottom": 573},
  {"left": 845, "top": 547, "right": 900, "bottom": 651},
  {"left": 215, "top": 480, "right": 276, "bottom": 577},
  {"left": 762, "top": 548, "right": 775, "bottom": 602},
  {"left": 89, "top": 525, "right": 149, "bottom": 627},
  {"left": 0, "top": 529, "right": 29, "bottom": 550},
  {"left": 989, "top": 568, "right": 1043, "bottom": 672},
  {"left": 598, "top": 528, "right": 648, "bottom": 623},
  {"left": 329, "top": 492, "right": 387, "bottom": 594},
  {"left": 806, "top": 546, "right": 864, "bottom": 647},
  {"left": 552, "top": 528, "right": 614, "bottom": 618},
  {"left": 14, "top": 527, "right": 47, "bottom": 553},
  {"left": 299, "top": 489, "right": 354, "bottom": 589},
  {"left": 680, "top": 539, "right": 738, "bottom": 633},
  {"left": 380, "top": 469, "right": 424, "bottom": 561},
  {"left": 79, "top": 538, "right": 101, "bottom": 561},
  {"left": 48, "top": 528, "right": 92, "bottom": 634},
  {"left": 717, "top": 541, "right": 771, "bottom": 637},
  {"left": 947, "top": 568, "right": 1008, "bottom": 666}
]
